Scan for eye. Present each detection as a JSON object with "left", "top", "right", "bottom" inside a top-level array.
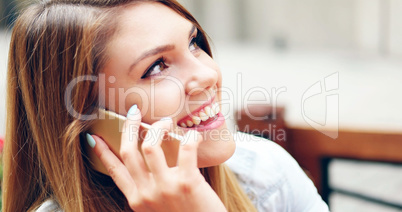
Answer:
[
  {"left": 141, "top": 57, "right": 168, "bottom": 79},
  {"left": 189, "top": 30, "right": 202, "bottom": 52}
]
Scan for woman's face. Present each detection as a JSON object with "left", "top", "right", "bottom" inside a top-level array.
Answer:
[{"left": 101, "top": 2, "right": 235, "bottom": 168}]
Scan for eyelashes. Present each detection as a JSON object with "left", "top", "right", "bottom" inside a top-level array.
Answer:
[
  {"left": 141, "top": 29, "right": 204, "bottom": 79},
  {"left": 141, "top": 57, "right": 168, "bottom": 79},
  {"left": 189, "top": 30, "right": 203, "bottom": 51}
]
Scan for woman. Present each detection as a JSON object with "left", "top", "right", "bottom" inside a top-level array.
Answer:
[{"left": 3, "top": 0, "right": 329, "bottom": 211}]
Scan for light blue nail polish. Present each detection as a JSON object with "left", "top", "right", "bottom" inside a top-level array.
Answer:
[
  {"left": 127, "top": 104, "right": 138, "bottom": 118},
  {"left": 86, "top": 133, "right": 96, "bottom": 148},
  {"left": 160, "top": 117, "right": 172, "bottom": 121}
]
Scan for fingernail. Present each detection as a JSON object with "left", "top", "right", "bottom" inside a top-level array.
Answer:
[
  {"left": 86, "top": 133, "right": 96, "bottom": 148},
  {"left": 160, "top": 117, "right": 172, "bottom": 121},
  {"left": 127, "top": 104, "right": 138, "bottom": 118}
]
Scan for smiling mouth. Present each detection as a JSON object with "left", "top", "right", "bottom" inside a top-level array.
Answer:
[{"left": 177, "top": 102, "right": 220, "bottom": 128}]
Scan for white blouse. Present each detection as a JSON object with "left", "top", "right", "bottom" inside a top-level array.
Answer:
[{"left": 226, "top": 132, "right": 330, "bottom": 212}]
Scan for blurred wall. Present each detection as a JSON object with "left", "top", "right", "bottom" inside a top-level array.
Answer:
[
  {"left": 0, "top": 31, "right": 9, "bottom": 136},
  {"left": 181, "top": 0, "right": 402, "bottom": 56}
]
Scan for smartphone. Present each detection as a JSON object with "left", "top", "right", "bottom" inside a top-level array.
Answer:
[{"left": 86, "top": 108, "right": 183, "bottom": 175}]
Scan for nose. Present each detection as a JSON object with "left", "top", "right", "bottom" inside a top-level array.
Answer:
[{"left": 183, "top": 56, "right": 218, "bottom": 96}]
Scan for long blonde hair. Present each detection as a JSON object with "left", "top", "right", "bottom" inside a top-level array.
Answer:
[{"left": 3, "top": 0, "right": 257, "bottom": 211}]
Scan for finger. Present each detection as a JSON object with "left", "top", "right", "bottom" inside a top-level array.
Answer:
[
  {"left": 141, "top": 117, "right": 172, "bottom": 177},
  {"left": 177, "top": 130, "right": 202, "bottom": 171},
  {"left": 120, "top": 105, "right": 149, "bottom": 183},
  {"left": 89, "top": 134, "right": 137, "bottom": 197}
]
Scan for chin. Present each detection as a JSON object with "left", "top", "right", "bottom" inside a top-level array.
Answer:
[
  {"left": 197, "top": 125, "right": 236, "bottom": 168},
  {"left": 197, "top": 146, "right": 235, "bottom": 168}
]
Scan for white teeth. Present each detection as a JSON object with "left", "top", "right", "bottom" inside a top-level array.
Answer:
[
  {"left": 186, "top": 120, "right": 194, "bottom": 127},
  {"left": 204, "top": 106, "right": 213, "bottom": 117},
  {"left": 199, "top": 111, "right": 209, "bottom": 121},
  {"left": 178, "top": 102, "right": 221, "bottom": 128},
  {"left": 192, "top": 116, "right": 201, "bottom": 125},
  {"left": 210, "top": 106, "right": 216, "bottom": 115},
  {"left": 213, "top": 103, "right": 220, "bottom": 114}
]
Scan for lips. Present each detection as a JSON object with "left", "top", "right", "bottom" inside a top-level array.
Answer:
[{"left": 178, "top": 102, "right": 221, "bottom": 128}]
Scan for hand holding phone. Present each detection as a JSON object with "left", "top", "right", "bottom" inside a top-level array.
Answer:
[
  {"left": 86, "top": 108, "right": 183, "bottom": 174},
  {"left": 86, "top": 107, "right": 227, "bottom": 212}
]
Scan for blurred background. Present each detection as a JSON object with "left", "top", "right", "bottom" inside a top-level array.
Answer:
[{"left": 1, "top": 0, "right": 401, "bottom": 211}]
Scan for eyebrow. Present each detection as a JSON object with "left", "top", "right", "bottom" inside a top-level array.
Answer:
[{"left": 129, "top": 25, "right": 197, "bottom": 74}]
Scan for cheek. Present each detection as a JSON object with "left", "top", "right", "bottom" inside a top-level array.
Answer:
[
  {"left": 141, "top": 81, "right": 185, "bottom": 122},
  {"left": 103, "top": 82, "right": 150, "bottom": 115}
]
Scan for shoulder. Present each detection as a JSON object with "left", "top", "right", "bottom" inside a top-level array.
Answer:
[
  {"left": 225, "top": 131, "right": 295, "bottom": 199},
  {"left": 226, "top": 132, "right": 329, "bottom": 212},
  {"left": 226, "top": 131, "right": 294, "bottom": 182},
  {"left": 35, "top": 199, "right": 63, "bottom": 212}
]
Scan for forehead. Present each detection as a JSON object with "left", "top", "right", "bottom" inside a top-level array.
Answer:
[{"left": 109, "top": 2, "right": 192, "bottom": 52}]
